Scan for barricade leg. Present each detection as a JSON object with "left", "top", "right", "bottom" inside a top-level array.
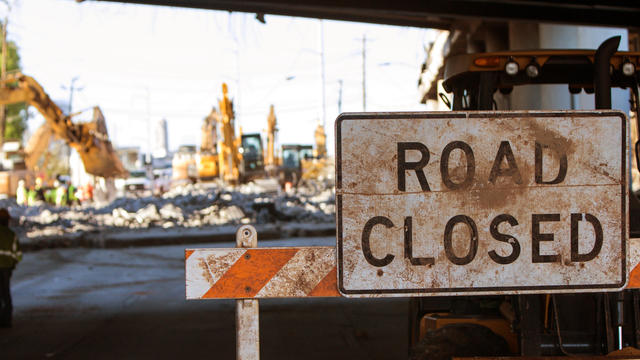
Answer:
[{"left": 236, "top": 225, "right": 260, "bottom": 360}]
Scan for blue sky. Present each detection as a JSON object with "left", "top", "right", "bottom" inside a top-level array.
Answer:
[{"left": 7, "top": 0, "right": 435, "bottom": 155}]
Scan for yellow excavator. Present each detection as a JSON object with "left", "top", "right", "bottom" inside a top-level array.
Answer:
[
  {"left": 195, "top": 107, "right": 218, "bottom": 180},
  {"left": 190, "top": 83, "right": 267, "bottom": 184},
  {"left": 265, "top": 104, "right": 277, "bottom": 169},
  {"left": 190, "top": 84, "right": 328, "bottom": 186},
  {"left": 216, "top": 83, "right": 243, "bottom": 183},
  {"left": 0, "top": 73, "right": 127, "bottom": 195},
  {"left": 299, "top": 123, "right": 329, "bottom": 181}
]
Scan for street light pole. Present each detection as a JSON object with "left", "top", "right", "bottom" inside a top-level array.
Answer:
[
  {"left": 67, "top": 76, "right": 80, "bottom": 114},
  {"left": 63, "top": 76, "right": 82, "bottom": 175},
  {"left": 338, "top": 79, "right": 343, "bottom": 114},
  {"left": 320, "top": 20, "right": 326, "bottom": 127}
]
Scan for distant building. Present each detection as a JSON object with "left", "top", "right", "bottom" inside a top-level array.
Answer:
[{"left": 153, "top": 118, "right": 169, "bottom": 158}]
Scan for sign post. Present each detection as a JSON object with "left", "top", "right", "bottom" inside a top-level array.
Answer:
[{"left": 235, "top": 225, "right": 260, "bottom": 360}]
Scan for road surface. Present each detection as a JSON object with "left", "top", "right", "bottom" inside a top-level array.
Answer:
[{"left": 0, "top": 237, "right": 408, "bottom": 359}]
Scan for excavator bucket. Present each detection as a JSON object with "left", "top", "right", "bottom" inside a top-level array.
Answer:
[{"left": 71, "top": 107, "right": 128, "bottom": 178}]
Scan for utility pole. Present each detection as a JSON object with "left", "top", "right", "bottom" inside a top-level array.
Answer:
[
  {"left": 362, "top": 34, "right": 366, "bottom": 111},
  {"left": 320, "top": 20, "right": 326, "bottom": 126},
  {"left": 338, "top": 79, "right": 343, "bottom": 114},
  {"left": 145, "top": 87, "right": 151, "bottom": 166},
  {"left": 62, "top": 77, "right": 82, "bottom": 175},
  {"left": 66, "top": 76, "right": 81, "bottom": 114}
]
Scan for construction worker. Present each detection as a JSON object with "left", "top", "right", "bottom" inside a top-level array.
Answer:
[
  {"left": 15, "top": 180, "right": 27, "bottom": 206},
  {"left": 67, "top": 183, "right": 79, "bottom": 206},
  {"left": 54, "top": 180, "right": 67, "bottom": 207},
  {"left": 0, "top": 208, "right": 20, "bottom": 328},
  {"left": 27, "top": 177, "right": 45, "bottom": 206}
]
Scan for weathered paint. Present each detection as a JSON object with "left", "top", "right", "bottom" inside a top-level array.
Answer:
[
  {"left": 185, "top": 247, "right": 339, "bottom": 299},
  {"left": 237, "top": 299, "right": 259, "bottom": 360},
  {"left": 336, "top": 111, "right": 628, "bottom": 297}
]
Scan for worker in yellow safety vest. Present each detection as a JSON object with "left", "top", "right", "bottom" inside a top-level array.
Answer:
[{"left": 0, "top": 208, "right": 20, "bottom": 328}]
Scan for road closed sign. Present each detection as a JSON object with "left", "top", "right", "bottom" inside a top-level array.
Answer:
[{"left": 336, "top": 111, "right": 628, "bottom": 297}]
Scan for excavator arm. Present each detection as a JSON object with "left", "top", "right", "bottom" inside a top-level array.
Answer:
[
  {"left": 265, "top": 104, "right": 277, "bottom": 167},
  {"left": 0, "top": 74, "right": 128, "bottom": 178}
]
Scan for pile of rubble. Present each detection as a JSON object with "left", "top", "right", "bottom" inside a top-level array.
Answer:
[{"left": 1, "top": 180, "right": 336, "bottom": 246}]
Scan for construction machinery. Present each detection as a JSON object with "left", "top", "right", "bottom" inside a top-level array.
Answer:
[
  {"left": 196, "top": 108, "right": 218, "bottom": 180},
  {"left": 239, "top": 132, "right": 265, "bottom": 182},
  {"left": 0, "top": 74, "right": 127, "bottom": 195},
  {"left": 313, "top": 122, "right": 326, "bottom": 159},
  {"left": 277, "top": 124, "right": 332, "bottom": 187},
  {"left": 403, "top": 36, "right": 640, "bottom": 358},
  {"left": 216, "top": 83, "right": 243, "bottom": 183},
  {"left": 187, "top": 87, "right": 274, "bottom": 184},
  {"left": 177, "top": 84, "right": 243, "bottom": 183},
  {"left": 300, "top": 122, "right": 331, "bottom": 182},
  {"left": 188, "top": 89, "right": 328, "bottom": 187},
  {"left": 280, "top": 143, "right": 313, "bottom": 186},
  {"left": 265, "top": 104, "right": 277, "bottom": 168}
]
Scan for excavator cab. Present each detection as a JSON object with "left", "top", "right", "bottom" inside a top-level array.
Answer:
[
  {"left": 409, "top": 36, "right": 640, "bottom": 357},
  {"left": 279, "top": 144, "right": 313, "bottom": 186},
  {"left": 240, "top": 133, "right": 265, "bottom": 182}
]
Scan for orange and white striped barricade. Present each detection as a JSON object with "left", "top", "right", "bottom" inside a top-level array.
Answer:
[
  {"left": 185, "top": 225, "right": 339, "bottom": 360},
  {"left": 187, "top": 224, "right": 640, "bottom": 360},
  {"left": 185, "top": 247, "right": 339, "bottom": 299}
]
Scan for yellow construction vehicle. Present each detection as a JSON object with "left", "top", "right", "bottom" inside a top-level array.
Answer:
[
  {"left": 187, "top": 87, "right": 324, "bottom": 186},
  {"left": 265, "top": 104, "right": 277, "bottom": 168},
  {"left": 275, "top": 122, "right": 332, "bottom": 187},
  {"left": 279, "top": 143, "right": 313, "bottom": 186},
  {"left": 312, "top": 122, "right": 326, "bottom": 159},
  {"left": 196, "top": 108, "right": 218, "bottom": 180},
  {"left": 216, "top": 83, "right": 243, "bottom": 183},
  {"left": 299, "top": 123, "right": 331, "bottom": 181},
  {"left": 186, "top": 84, "right": 270, "bottom": 184},
  {"left": 0, "top": 74, "right": 127, "bottom": 195}
]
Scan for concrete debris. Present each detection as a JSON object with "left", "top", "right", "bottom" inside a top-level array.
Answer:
[{"left": 1, "top": 179, "right": 336, "bottom": 245}]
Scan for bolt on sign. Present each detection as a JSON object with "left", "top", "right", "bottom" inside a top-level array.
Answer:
[{"left": 336, "top": 111, "right": 628, "bottom": 297}]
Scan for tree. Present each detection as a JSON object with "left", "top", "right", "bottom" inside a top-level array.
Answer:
[{"left": 2, "top": 31, "right": 26, "bottom": 142}]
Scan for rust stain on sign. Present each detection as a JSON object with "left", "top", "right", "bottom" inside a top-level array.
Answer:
[{"left": 336, "top": 111, "right": 628, "bottom": 297}]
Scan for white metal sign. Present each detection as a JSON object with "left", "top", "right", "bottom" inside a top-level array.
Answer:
[{"left": 336, "top": 111, "right": 628, "bottom": 297}]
